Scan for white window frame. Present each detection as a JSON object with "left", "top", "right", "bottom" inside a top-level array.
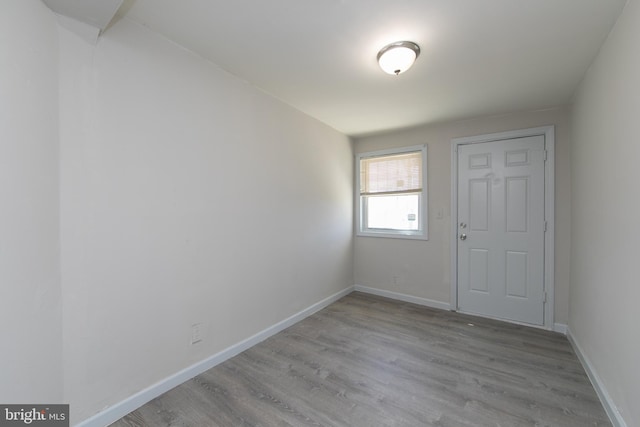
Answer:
[{"left": 356, "top": 144, "right": 428, "bottom": 240}]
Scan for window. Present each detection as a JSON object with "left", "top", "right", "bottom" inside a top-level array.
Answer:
[{"left": 356, "top": 145, "right": 427, "bottom": 239}]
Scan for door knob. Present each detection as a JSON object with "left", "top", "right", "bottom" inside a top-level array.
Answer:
[{"left": 460, "top": 233, "right": 467, "bottom": 241}]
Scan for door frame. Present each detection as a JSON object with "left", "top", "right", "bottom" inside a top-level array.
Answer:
[{"left": 450, "top": 126, "right": 555, "bottom": 330}]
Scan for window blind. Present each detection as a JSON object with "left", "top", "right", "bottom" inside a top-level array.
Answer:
[{"left": 360, "top": 151, "right": 422, "bottom": 195}]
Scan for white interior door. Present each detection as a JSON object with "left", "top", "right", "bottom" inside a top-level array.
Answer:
[{"left": 457, "top": 135, "right": 545, "bottom": 325}]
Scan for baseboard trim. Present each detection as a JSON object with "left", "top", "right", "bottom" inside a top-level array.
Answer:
[
  {"left": 567, "top": 327, "right": 627, "bottom": 427},
  {"left": 353, "top": 285, "right": 450, "bottom": 311},
  {"left": 76, "top": 286, "right": 354, "bottom": 427},
  {"left": 553, "top": 322, "right": 567, "bottom": 334}
]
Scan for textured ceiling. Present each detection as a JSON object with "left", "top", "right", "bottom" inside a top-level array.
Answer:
[{"left": 49, "top": 0, "right": 629, "bottom": 136}]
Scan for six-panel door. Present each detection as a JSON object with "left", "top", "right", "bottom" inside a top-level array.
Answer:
[{"left": 457, "top": 135, "right": 545, "bottom": 325}]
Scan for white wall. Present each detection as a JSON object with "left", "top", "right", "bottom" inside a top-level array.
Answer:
[
  {"left": 0, "top": 0, "right": 62, "bottom": 403},
  {"left": 57, "top": 18, "right": 353, "bottom": 424},
  {"left": 570, "top": 0, "right": 640, "bottom": 425},
  {"left": 354, "top": 107, "right": 571, "bottom": 325}
]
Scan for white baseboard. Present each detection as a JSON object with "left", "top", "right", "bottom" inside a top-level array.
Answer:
[
  {"left": 567, "top": 327, "right": 627, "bottom": 427},
  {"left": 76, "top": 286, "right": 354, "bottom": 427},
  {"left": 355, "top": 286, "right": 567, "bottom": 334},
  {"left": 553, "top": 322, "right": 567, "bottom": 334},
  {"left": 353, "top": 285, "right": 450, "bottom": 311}
]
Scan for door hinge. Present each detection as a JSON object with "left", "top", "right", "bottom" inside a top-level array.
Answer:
[
  {"left": 544, "top": 150, "right": 548, "bottom": 161},
  {"left": 543, "top": 221, "right": 548, "bottom": 232}
]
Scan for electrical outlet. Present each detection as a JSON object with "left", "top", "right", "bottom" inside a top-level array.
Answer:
[{"left": 191, "top": 323, "right": 203, "bottom": 345}]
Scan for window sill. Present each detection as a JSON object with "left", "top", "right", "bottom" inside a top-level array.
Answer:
[{"left": 356, "top": 231, "right": 428, "bottom": 240}]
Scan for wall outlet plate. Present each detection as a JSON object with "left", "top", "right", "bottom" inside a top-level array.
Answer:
[{"left": 191, "top": 323, "right": 203, "bottom": 345}]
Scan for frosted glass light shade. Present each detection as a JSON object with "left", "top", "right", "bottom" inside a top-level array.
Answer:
[{"left": 377, "top": 41, "right": 420, "bottom": 75}]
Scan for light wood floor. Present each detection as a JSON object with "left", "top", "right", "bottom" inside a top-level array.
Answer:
[{"left": 111, "top": 292, "right": 610, "bottom": 427}]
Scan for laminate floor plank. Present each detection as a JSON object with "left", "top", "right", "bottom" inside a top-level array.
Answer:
[{"left": 110, "top": 292, "right": 610, "bottom": 427}]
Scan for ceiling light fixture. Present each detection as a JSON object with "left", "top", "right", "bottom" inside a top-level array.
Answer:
[{"left": 377, "top": 41, "right": 420, "bottom": 75}]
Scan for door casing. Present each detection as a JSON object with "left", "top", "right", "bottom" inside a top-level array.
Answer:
[{"left": 450, "top": 126, "right": 555, "bottom": 330}]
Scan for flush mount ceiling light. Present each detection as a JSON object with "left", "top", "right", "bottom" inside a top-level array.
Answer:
[{"left": 377, "top": 41, "right": 420, "bottom": 75}]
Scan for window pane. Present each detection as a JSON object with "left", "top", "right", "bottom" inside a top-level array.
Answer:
[{"left": 365, "top": 194, "right": 420, "bottom": 231}]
